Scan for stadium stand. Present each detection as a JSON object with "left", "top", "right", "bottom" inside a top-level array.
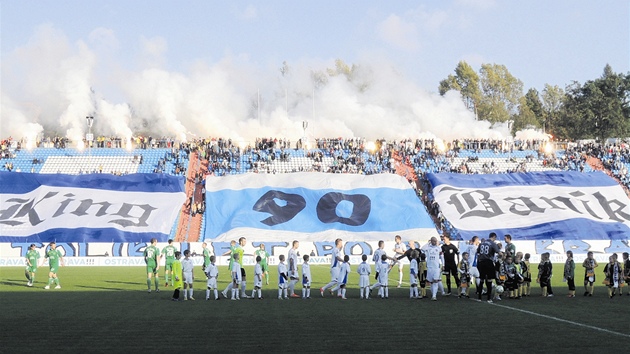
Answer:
[{"left": 2, "top": 135, "right": 626, "bottom": 241}]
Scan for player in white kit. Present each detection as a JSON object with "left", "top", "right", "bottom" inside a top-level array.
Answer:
[
  {"left": 182, "top": 250, "right": 195, "bottom": 300},
  {"left": 302, "top": 255, "right": 312, "bottom": 298},
  {"left": 357, "top": 254, "right": 371, "bottom": 299},
  {"left": 204, "top": 255, "right": 219, "bottom": 300},
  {"left": 409, "top": 250, "right": 419, "bottom": 298},
  {"left": 422, "top": 237, "right": 444, "bottom": 301},
  {"left": 320, "top": 238, "right": 344, "bottom": 297},
  {"left": 288, "top": 240, "right": 300, "bottom": 298},
  {"left": 467, "top": 236, "right": 481, "bottom": 293},
  {"left": 394, "top": 235, "right": 406, "bottom": 287},
  {"left": 252, "top": 255, "right": 263, "bottom": 299},
  {"left": 278, "top": 254, "right": 288, "bottom": 299}
]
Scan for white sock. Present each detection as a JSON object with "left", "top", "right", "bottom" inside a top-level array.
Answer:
[
  {"left": 283, "top": 288, "right": 288, "bottom": 298},
  {"left": 184, "top": 288, "right": 188, "bottom": 300},
  {"left": 206, "top": 289, "right": 210, "bottom": 299},
  {"left": 224, "top": 282, "right": 232, "bottom": 294},
  {"left": 251, "top": 289, "right": 256, "bottom": 298},
  {"left": 438, "top": 281, "right": 445, "bottom": 294},
  {"left": 384, "top": 286, "right": 389, "bottom": 297},
  {"left": 341, "top": 288, "right": 346, "bottom": 298},
  {"left": 399, "top": 271, "right": 403, "bottom": 284},
  {"left": 306, "top": 288, "right": 310, "bottom": 297},
  {"left": 231, "top": 288, "right": 236, "bottom": 299},
  {"left": 410, "top": 287, "right": 413, "bottom": 297},
  {"left": 302, "top": 288, "right": 306, "bottom": 298},
  {"left": 240, "top": 281, "right": 246, "bottom": 296},
  {"left": 257, "top": 289, "right": 261, "bottom": 298},
  {"left": 278, "top": 288, "right": 283, "bottom": 298},
  {"left": 431, "top": 283, "right": 438, "bottom": 297},
  {"left": 214, "top": 289, "right": 218, "bottom": 299},
  {"left": 189, "top": 288, "right": 193, "bottom": 298}
]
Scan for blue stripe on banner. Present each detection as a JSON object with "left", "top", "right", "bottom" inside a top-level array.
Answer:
[
  {"left": 204, "top": 185, "right": 433, "bottom": 239},
  {"left": 427, "top": 171, "right": 618, "bottom": 189},
  {"left": 0, "top": 171, "right": 185, "bottom": 194},
  {"left": 0, "top": 228, "right": 170, "bottom": 243},
  {"left": 456, "top": 218, "right": 630, "bottom": 241}
]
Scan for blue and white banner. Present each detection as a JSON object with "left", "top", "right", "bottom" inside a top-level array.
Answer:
[
  {"left": 0, "top": 172, "right": 186, "bottom": 243},
  {"left": 427, "top": 171, "right": 630, "bottom": 241},
  {"left": 204, "top": 172, "right": 438, "bottom": 241}
]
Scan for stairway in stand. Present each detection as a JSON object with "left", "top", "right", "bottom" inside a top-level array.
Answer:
[{"left": 174, "top": 151, "right": 204, "bottom": 242}]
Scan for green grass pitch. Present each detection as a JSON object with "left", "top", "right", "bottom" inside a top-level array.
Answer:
[{"left": 1, "top": 264, "right": 629, "bottom": 353}]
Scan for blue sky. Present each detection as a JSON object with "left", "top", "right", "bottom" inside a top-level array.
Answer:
[
  {"left": 3, "top": 0, "right": 627, "bottom": 90},
  {"left": 1, "top": 0, "right": 628, "bottom": 142}
]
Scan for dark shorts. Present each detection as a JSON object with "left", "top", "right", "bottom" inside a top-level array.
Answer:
[
  {"left": 478, "top": 260, "right": 496, "bottom": 281},
  {"left": 241, "top": 268, "right": 246, "bottom": 277}
]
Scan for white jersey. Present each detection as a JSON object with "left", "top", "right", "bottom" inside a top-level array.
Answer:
[
  {"left": 338, "top": 262, "right": 351, "bottom": 285},
  {"left": 205, "top": 263, "right": 218, "bottom": 288},
  {"left": 302, "top": 262, "right": 311, "bottom": 286},
  {"left": 254, "top": 263, "right": 263, "bottom": 288},
  {"left": 182, "top": 258, "right": 194, "bottom": 273},
  {"left": 288, "top": 248, "right": 299, "bottom": 275},
  {"left": 467, "top": 244, "right": 479, "bottom": 267},
  {"left": 331, "top": 247, "right": 343, "bottom": 269},
  {"left": 394, "top": 242, "right": 405, "bottom": 257},
  {"left": 422, "top": 244, "right": 442, "bottom": 270},
  {"left": 278, "top": 262, "right": 287, "bottom": 285},
  {"left": 373, "top": 248, "right": 386, "bottom": 267},
  {"left": 232, "top": 262, "right": 242, "bottom": 283},
  {"left": 357, "top": 261, "right": 371, "bottom": 288},
  {"left": 410, "top": 259, "right": 419, "bottom": 285},
  {"left": 377, "top": 261, "right": 391, "bottom": 285}
]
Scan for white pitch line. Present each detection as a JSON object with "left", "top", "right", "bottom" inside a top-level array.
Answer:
[{"left": 481, "top": 299, "right": 630, "bottom": 339}]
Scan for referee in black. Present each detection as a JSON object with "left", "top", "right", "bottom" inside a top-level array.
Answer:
[
  {"left": 477, "top": 232, "right": 500, "bottom": 303},
  {"left": 441, "top": 235, "right": 460, "bottom": 295}
]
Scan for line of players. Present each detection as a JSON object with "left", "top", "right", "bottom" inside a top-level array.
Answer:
[{"left": 199, "top": 233, "right": 630, "bottom": 302}]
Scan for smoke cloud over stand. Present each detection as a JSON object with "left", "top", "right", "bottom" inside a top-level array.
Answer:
[{"left": 1, "top": 25, "right": 512, "bottom": 146}]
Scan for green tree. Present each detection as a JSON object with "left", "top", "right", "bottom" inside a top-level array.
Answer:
[
  {"left": 541, "top": 84, "right": 564, "bottom": 135},
  {"left": 438, "top": 60, "right": 481, "bottom": 114},
  {"left": 477, "top": 63, "right": 523, "bottom": 124}
]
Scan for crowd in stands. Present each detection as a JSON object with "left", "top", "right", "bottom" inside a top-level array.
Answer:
[{"left": 4, "top": 133, "right": 630, "bottom": 240}]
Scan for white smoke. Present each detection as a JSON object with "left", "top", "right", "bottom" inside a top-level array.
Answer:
[{"left": 1, "top": 25, "right": 511, "bottom": 145}]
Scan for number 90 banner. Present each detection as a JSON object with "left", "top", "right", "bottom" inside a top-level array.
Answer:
[{"left": 203, "top": 173, "right": 438, "bottom": 242}]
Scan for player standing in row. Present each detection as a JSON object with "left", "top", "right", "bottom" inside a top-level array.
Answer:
[
  {"left": 393, "top": 235, "right": 406, "bottom": 288},
  {"left": 255, "top": 243, "right": 270, "bottom": 285},
  {"left": 143, "top": 238, "right": 160, "bottom": 293},
  {"left": 504, "top": 234, "right": 516, "bottom": 259},
  {"left": 162, "top": 239, "right": 177, "bottom": 287},
  {"left": 583, "top": 251, "right": 598, "bottom": 296},
  {"left": 182, "top": 250, "right": 195, "bottom": 300},
  {"left": 422, "top": 237, "right": 444, "bottom": 301},
  {"left": 222, "top": 237, "right": 248, "bottom": 299},
  {"left": 302, "top": 255, "right": 312, "bottom": 298},
  {"left": 25, "top": 243, "right": 40, "bottom": 287},
  {"left": 320, "top": 238, "right": 344, "bottom": 297},
  {"left": 278, "top": 254, "right": 288, "bottom": 299},
  {"left": 564, "top": 250, "right": 576, "bottom": 298},
  {"left": 338, "top": 255, "right": 351, "bottom": 299},
  {"left": 370, "top": 254, "right": 395, "bottom": 298},
  {"left": 357, "top": 254, "right": 371, "bottom": 299},
  {"left": 44, "top": 242, "right": 64, "bottom": 290},
  {"left": 288, "top": 240, "right": 301, "bottom": 298},
  {"left": 409, "top": 250, "right": 419, "bottom": 298},
  {"left": 230, "top": 253, "right": 242, "bottom": 300},
  {"left": 466, "top": 236, "right": 481, "bottom": 294},
  {"left": 252, "top": 256, "right": 263, "bottom": 299},
  {"left": 457, "top": 252, "right": 471, "bottom": 298},
  {"left": 373, "top": 240, "right": 395, "bottom": 297},
  {"left": 477, "top": 233, "right": 500, "bottom": 303},
  {"left": 201, "top": 242, "right": 211, "bottom": 275},
  {"left": 171, "top": 251, "right": 183, "bottom": 301},
  {"left": 441, "top": 235, "right": 460, "bottom": 296},
  {"left": 205, "top": 255, "right": 220, "bottom": 300}
]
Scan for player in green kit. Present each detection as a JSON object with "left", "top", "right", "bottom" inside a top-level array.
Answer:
[
  {"left": 162, "top": 239, "right": 177, "bottom": 287},
  {"left": 202, "top": 242, "right": 211, "bottom": 276},
  {"left": 44, "top": 242, "right": 64, "bottom": 289},
  {"left": 144, "top": 238, "right": 161, "bottom": 293},
  {"left": 25, "top": 243, "right": 40, "bottom": 287},
  {"left": 255, "top": 243, "right": 270, "bottom": 285},
  {"left": 221, "top": 240, "right": 238, "bottom": 298}
]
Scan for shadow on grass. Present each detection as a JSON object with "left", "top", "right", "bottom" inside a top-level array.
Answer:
[
  {"left": 104, "top": 280, "right": 142, "bottom": 286},
  {"left": 0, "top": 279, "right": 29, "bottom": 287},
  {"left": 75, "top": 285, "right": 127, "bottom": 291}
]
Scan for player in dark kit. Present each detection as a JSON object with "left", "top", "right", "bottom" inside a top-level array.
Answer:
[
  {"left": 476, "top": 232, "right": 501, "bottom": 302},
  {"left": 441, "top": 235, "right": 460, "bottom": 295}
]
